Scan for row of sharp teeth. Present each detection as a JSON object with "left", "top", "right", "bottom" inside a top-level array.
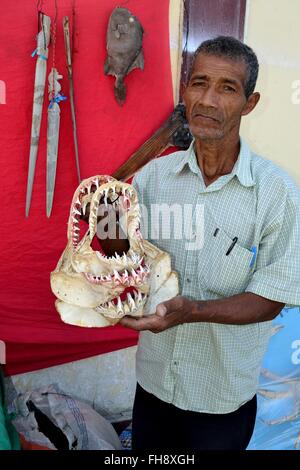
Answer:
[
  {"left": 85, "top": 264, "right": 150, "bottom": 285},
  {"left": 70, "top": 178, "right": 103, "bottom": 247},
  {"left": 71, "top": 177, "right": 107, "bottom": 223},
  {"left": 72, "top": 193, "right": 121, "bottom": 220},
  {"left": 76, "top": 180, "right": 134, "bottom": 210},
  {"left": 95, "top": 251, "right": 143, "bottom": 265},
  {"left": 79, "top": 177, "right": 103, "bottom": 194},
  {"left": 71, "top": 181, "right": 135, "bottom": 247},
  {"left": 95, "top": 291, "right": 147, "bottom": 315}
]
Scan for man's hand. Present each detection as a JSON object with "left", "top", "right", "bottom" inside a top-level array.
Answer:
[
  {"left": 119, "top": 296, "right": 196, "bottom": 333},
  {"left": 119, "top": 292, "right": 285, "bottom": 331}
]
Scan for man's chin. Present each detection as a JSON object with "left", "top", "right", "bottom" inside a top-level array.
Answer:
[{"left": 192, "top": 129, "right": 224, "bottom": 141}]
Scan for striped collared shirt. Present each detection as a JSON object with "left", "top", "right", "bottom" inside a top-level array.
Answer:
[{"left": 132, "top": 138, "right": 300, "bottom": 413}]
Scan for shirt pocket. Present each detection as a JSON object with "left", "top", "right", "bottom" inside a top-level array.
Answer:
[{"left": 199, "top": 227, "right": 253, "bottom": 297}]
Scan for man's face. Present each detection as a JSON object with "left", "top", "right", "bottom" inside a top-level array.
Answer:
[{"left": 183, "top": 53, "right": 257, "bottom": 141}]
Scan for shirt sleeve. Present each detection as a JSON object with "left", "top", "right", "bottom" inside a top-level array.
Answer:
[{"left": 246, "top": 189, "right": 300, "bottom": 306}]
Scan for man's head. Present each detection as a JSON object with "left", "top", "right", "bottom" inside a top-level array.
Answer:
[{"left": 183, "top": 36, "right": 260, "bottom": 141}]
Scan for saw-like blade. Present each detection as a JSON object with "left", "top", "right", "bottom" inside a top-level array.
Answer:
[{"left": 25, "top": 14, "right": 51, "bottom": 217}]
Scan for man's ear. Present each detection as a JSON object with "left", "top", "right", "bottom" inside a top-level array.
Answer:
[{"left": 241, "top": 92, "right": 260, "bottom": 116}]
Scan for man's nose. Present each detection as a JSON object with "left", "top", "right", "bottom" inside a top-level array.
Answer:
[{"left": 198, "top": 86, "right": 218, "bottom": 108}]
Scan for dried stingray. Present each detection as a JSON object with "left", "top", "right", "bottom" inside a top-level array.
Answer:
[{"left": 104, "top": 7, "right": 144, "bottom": 105}]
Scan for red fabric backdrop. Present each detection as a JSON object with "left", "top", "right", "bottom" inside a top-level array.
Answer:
[{"left": 0, "top": 0, "right": 173, "bottom": 375}]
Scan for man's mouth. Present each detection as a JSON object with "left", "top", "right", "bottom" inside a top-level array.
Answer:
[{"left": 193, "top": 113, "right": 219, "bottom": 123}]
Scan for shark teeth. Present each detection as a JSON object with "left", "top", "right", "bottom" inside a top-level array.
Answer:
[
  {"left": 130, "top": 252, "right": 142, "bottom": 264},
  {"left": 95, "top": 291, "right": 147, "bottom": 316},
  {"left": 127, "top": 292, "right": 135, "bottom": 309},
  {"left": 82, "top": 201, "right": 88, "bottom": 215},
  {"left": 103, "top": 188, "right": 109, "bottom": 207},
  {"left": 70, "top": 178, "right": 141, "bottom": 251},
  {"left": 84, "top": 263, "right": 149, "bottom": 286}
]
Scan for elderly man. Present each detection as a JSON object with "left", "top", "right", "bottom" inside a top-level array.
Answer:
[{"left": 120, "top": 36, "right": 300, "bottom": 450}]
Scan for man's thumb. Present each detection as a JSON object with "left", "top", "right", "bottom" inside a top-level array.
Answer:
[{"left": 156, "top": 303, "right": 167, "bottom": 317}]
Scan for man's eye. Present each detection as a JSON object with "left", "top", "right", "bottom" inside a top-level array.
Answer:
[
  {"left": 192, "top": 81, "right": 206, "bottom": 87},
  {"left": 224, "top": 85, "right": 235, "bottom": 92}
]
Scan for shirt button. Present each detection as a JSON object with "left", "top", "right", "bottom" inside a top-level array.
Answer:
[
  {"left": 173, "top": 361, "right": 179, "bottom": 366},
  {"left": 186, "top": 278, "right": 191, "bottom": 283}
]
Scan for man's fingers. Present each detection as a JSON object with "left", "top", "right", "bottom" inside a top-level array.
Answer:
[
  {"left": 119, "top": 316, "right": 141, "bottom": 329},
  {"left": 120, "top": 315, "right": 154, "bottom": 331}
]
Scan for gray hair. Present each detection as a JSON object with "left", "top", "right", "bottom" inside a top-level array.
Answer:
[{"left": 190, "top": 36, "right": 259, "bottom": 98}]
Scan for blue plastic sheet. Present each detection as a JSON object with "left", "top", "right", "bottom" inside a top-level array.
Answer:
[{"left": 248, "top": 307, "right": 300, "bottom": 450}]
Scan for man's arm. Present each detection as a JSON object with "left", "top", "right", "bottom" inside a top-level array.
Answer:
[{"left": 119, "top": 293, "right": 284, "bottom": 333}]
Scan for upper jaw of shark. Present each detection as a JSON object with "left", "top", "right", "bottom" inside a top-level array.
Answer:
[{"left": 68, "top": 175, "right": 146, "bottom": 277}]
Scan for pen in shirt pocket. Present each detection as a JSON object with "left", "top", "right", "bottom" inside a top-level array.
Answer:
[
  {"left": 226, "top": 237, "right": 238, "bottom": 256},
  {"left": 213, "top": 228, "right": 238, "bottom": 256},
  {"left": 226, "top": 239, "right": 257, "bottom": 267}
]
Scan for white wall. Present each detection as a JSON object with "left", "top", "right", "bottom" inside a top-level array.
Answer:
[{"left": 241, "top": 0, "right": 300, "bottom": 185}]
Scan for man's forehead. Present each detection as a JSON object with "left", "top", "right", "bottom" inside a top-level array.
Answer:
[{"left": 191, "top": 53, "right": 247, "bottom": 82}]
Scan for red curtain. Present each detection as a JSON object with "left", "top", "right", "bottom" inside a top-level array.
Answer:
[{"left": 0, "top": 0, "right": 173, "bottom": 375}]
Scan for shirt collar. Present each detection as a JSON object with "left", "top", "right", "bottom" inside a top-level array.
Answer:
[{"left": 172, "top": 137, "right": 255, "bottom": 187}]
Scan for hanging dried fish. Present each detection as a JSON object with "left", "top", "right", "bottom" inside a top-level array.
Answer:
[
  {"left": 26, "top": 13, "right": 51, "bottom": 217},
  {"left": 104, "top": 7, "right": 144, "bottom": 105},
  {"left": 47, "top": 68, "right": 66, "bottom": 217}
]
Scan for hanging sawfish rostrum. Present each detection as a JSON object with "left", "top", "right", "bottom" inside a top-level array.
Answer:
[
  {"left": 47, "top": 69, "right": 66, "bottom": 217},
  {"left": 104, "top": 7, "right": 144, "bottom": 105},
  {"left": 26, "top": 13, "right": 51, "bottom": 217}
]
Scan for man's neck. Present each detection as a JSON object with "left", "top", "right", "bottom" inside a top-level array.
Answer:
[{"left": 194, "top": 134, "right": 240, "bottom": 186}]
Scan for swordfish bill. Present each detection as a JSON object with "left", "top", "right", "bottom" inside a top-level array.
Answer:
[
  {"left": 25, "top": 14, "right": 51, "bottom": 217},
  {"left": 63, "top": 16, "right": 81, "bottom": 183}
]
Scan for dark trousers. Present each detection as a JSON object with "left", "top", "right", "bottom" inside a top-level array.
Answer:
[{"left": 132, "top": 383, "right": 257, "bottom": 451}]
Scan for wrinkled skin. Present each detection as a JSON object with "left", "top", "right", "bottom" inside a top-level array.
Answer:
[{"left": 51, "top": 176, "right": 178, "bottom": 327}]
